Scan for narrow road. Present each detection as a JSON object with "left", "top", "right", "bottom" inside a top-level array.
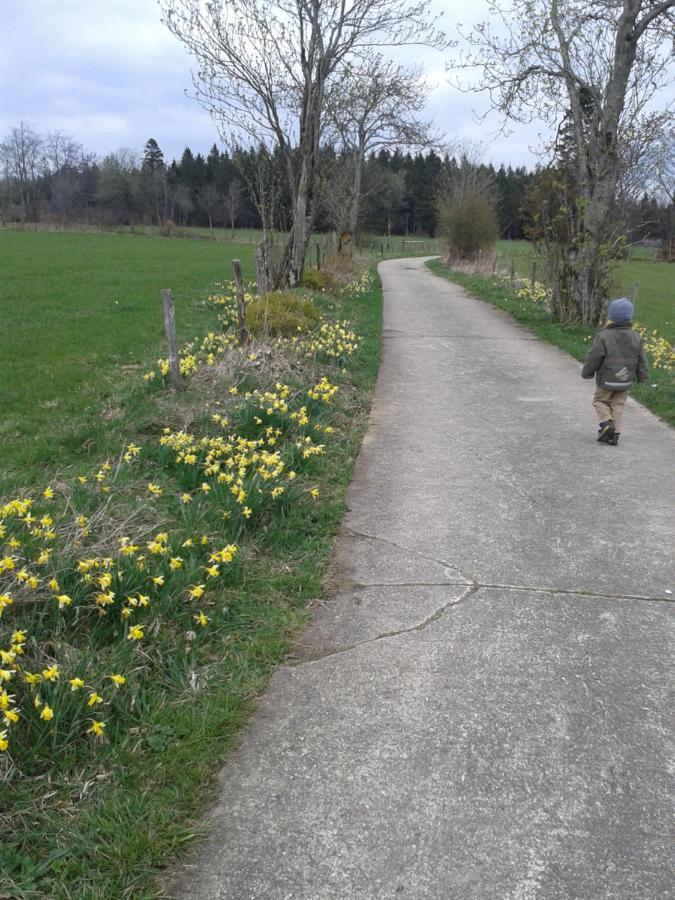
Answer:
[{"left": 169, "top": 258, "right": 674, "bottom": 900}]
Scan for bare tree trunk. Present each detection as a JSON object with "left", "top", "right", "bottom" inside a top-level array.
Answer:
[
  {"left": 347, "top": 149, "right": 363, "bottom": 238},
  {"left": 255, "top": 242, "right": 272, "bottom": 294},
  {"left": 232, "top": 259, "right": 250, "bottom": 346},
  {"left": 278, "top": 170, "right": 312, "bottom": 286}
]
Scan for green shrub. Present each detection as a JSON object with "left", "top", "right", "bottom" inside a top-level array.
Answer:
[
  {"left": 246, "top": 291, "right": 320, "bottom": 337},
  {"left": 300, "top": 269, "right": 330, "bottom": 291}
]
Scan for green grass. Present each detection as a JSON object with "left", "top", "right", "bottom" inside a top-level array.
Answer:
[
  {"left": 0, "top": 243, "right": 383, "bottom": 898},
  {"left": 427, "top": 258, "right": 674, "bottom": 426},
  {"left": 0, "top": 231, "right": 255, "bottom": 489},
  {"left": 495, "top": 239, "right": 674, "bottom": 342}
]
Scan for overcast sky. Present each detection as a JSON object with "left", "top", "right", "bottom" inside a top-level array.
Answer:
[{"left": 2, "top": 1, "right": 556, "bottom": 168}]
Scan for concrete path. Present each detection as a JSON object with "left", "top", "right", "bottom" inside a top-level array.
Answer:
[{"left": 168, "top": 258, "right": 674, "bottom": 900}]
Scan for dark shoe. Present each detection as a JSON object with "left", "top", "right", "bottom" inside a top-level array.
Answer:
[
  {"left": 608, "top": 432, "right": 620, "bottom": 446},
  {"left": 597, "top": 420, "right": 615, "bottom": 442}
]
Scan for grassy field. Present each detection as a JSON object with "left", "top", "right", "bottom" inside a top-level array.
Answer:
[
  {"left": 0, "top": 229, "right": 383, "bottom": 898},
  {"left": 496, "top": 239, "right": 674, "bottom": 342},
  {"left": 0, "top": 231, "right": 256, "bottom": 489}
]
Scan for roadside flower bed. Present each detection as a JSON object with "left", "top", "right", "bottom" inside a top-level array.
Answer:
[{"left": 0, "top": 274, "right": 369, "bottom": 775}]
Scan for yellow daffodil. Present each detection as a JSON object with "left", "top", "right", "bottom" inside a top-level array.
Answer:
[
  {"left": 194, "top": 611, "right": 209, "bottom": 627},
  {"left": 40, "top": 704, "right": 54, "bottom": 721},
  {"left": 88, "top": 720, "right": 105, "bottom": 736},
  {"left": 69, "top": 677, "right": 85, "bottom": 691},
  {"left": 127, "top": 625, "right": 144, "bottom": 641},
  {"left": 109, "top": 674, "right": 126, "bottom": 686}
]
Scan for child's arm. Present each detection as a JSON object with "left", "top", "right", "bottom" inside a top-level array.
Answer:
[
  {"left": 636, "top": 338, "right": 650, "bottom": 383},
  {"left": 581, "top": 334, "right": 605, "bottom": 379}
]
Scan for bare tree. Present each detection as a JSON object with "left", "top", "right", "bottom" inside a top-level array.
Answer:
[
  {"left": 0, "top": 122, "right": 44, "bottom": 220},
  {"left": 199, "top": 182, "right": 222, "bottom": 232},
  {"left": 226, "top": 177, "right": 245, "bottom": 232},
  {"left": 161, "top": 0, "right": 446, "bottom": 286},
  {"left": 43, "top": 131, "right": 84, "bottom": 173},
  {"left": 449, "top": 0, "right": 675, "bottom": 324},
  {"left": 323, "top": 54, "right": 436, "bottom": 239}
]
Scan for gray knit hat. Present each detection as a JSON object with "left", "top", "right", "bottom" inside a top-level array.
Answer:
[{"left": 608, "top": 297, "right": 633, "bottom": 322}]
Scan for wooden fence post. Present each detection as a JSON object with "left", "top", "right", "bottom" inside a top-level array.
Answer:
[
  {"left": 232, "top": 259, "right": 250, "bottom": 346},
  {"left": 531, "top": 260, "right": 537, "bottom": 289},
  {"left": 161, "top": 289, "right": 185, "bottom": 391},
  {"left": 315, "top": 242, "right": 322, "bottom": 270},
  {"left": 510, "top": 257, "right": 515, "bottom": 283},
  {"left": 631, "top": 281, "right": 640, "bottom": 303}
]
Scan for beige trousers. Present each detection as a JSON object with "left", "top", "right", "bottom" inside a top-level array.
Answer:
[{"left": 593, "top": 387, "right": 628, "bottom": 431}]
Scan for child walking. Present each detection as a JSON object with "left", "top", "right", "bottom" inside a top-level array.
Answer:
[{"left": 581, "top": 297, "right": 649, "bottom": 445}]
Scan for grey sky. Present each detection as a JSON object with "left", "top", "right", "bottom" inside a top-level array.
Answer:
[{"left": 2, "top": 0, "right": 550, "bottom": 167}]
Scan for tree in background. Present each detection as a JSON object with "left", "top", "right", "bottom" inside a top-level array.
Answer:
[
  {"left": 323, "top": 54, "right": 435, "bottom": 241},
  {"left": 450, "top": 0, "right": 675, "bottom": 324},
  {"left": 161, "top": 0, "right": 445, "bottom": 286},
  {"left": 141, "top": 138, "right": 168, "bottom": 225},
  {"left": 95, "top": 149, "right": 139, "bottom": 224},
  {"left": 0, "top": 122, "right": 44, "bottom": 220},
  {"left": 437, "top": 154, "right": 498, "bottom": 261}
]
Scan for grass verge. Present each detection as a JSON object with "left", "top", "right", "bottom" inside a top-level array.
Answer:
[
  {"left": 426, "top": 259, "right": 674, "bottom": 427},
  {"left": 0, "top": 230, "right": 256, "bottom": 489},
  {"left": 0, "top": 263, "right": 383, "bottom": 899}
]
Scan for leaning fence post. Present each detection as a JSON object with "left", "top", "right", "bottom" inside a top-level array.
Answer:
[
  {"left": 232, "top": 259, "right": 250, "bottom": 346},
  {"left": 531, "top": 260, "right": 537, "bottom": 289},
  {"left": 510, "top": 257, "right": 515, "bottom": 283},
  {"left": 161, "top": 289, "right": 185, "bottom": 391},
  {"left": 631, "top": 281, "right": 640, "bottom": 303}
]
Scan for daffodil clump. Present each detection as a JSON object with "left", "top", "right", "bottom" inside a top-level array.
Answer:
[
  {"left": 1, "top": 364, "right": 344, "bottom": 770},
  {"left": 633, "top": 324, "right": 675, "bottom": 371},
  {"left": 514, "top": 279, "right": 551, "bottom": 307},
  {"left": 340, "top": 269, "right": 375, "bottom": 298},
  {"left": 143, "top": 274, "right": 367, "bottom": 385},
  {"left": 289, "top": 321, "right": 360, "bottom": 362},
  {"left": 0, "top": 444, "right": 253, "bottom": 769}
]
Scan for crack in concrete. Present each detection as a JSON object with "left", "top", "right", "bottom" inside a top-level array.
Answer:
[
  {"left": 288, "top": 581, "right": 480, "bottom": 665},
  {"left": 473, "top": 581, "right": 674, "bottom": 604},
  {"left": 340, "top": 529, "right": 671, "bottom": 603},
  {"left": 346, "top": 581, "right": 672, "bottom": 602},
  {"left": 342, "top": 525, "right": 470, "bottom": 583}
]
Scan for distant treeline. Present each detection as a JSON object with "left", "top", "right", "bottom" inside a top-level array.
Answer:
[
  {"left": 0, "top": 125, "right": 670, "bottom": 243},
  {"left": 0, "top": 125, "right": 534, "bottom": 237}
]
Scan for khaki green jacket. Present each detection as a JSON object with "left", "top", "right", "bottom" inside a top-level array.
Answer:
[{"left": 581, "top": 323, "right": 649, "bottom": 390}]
